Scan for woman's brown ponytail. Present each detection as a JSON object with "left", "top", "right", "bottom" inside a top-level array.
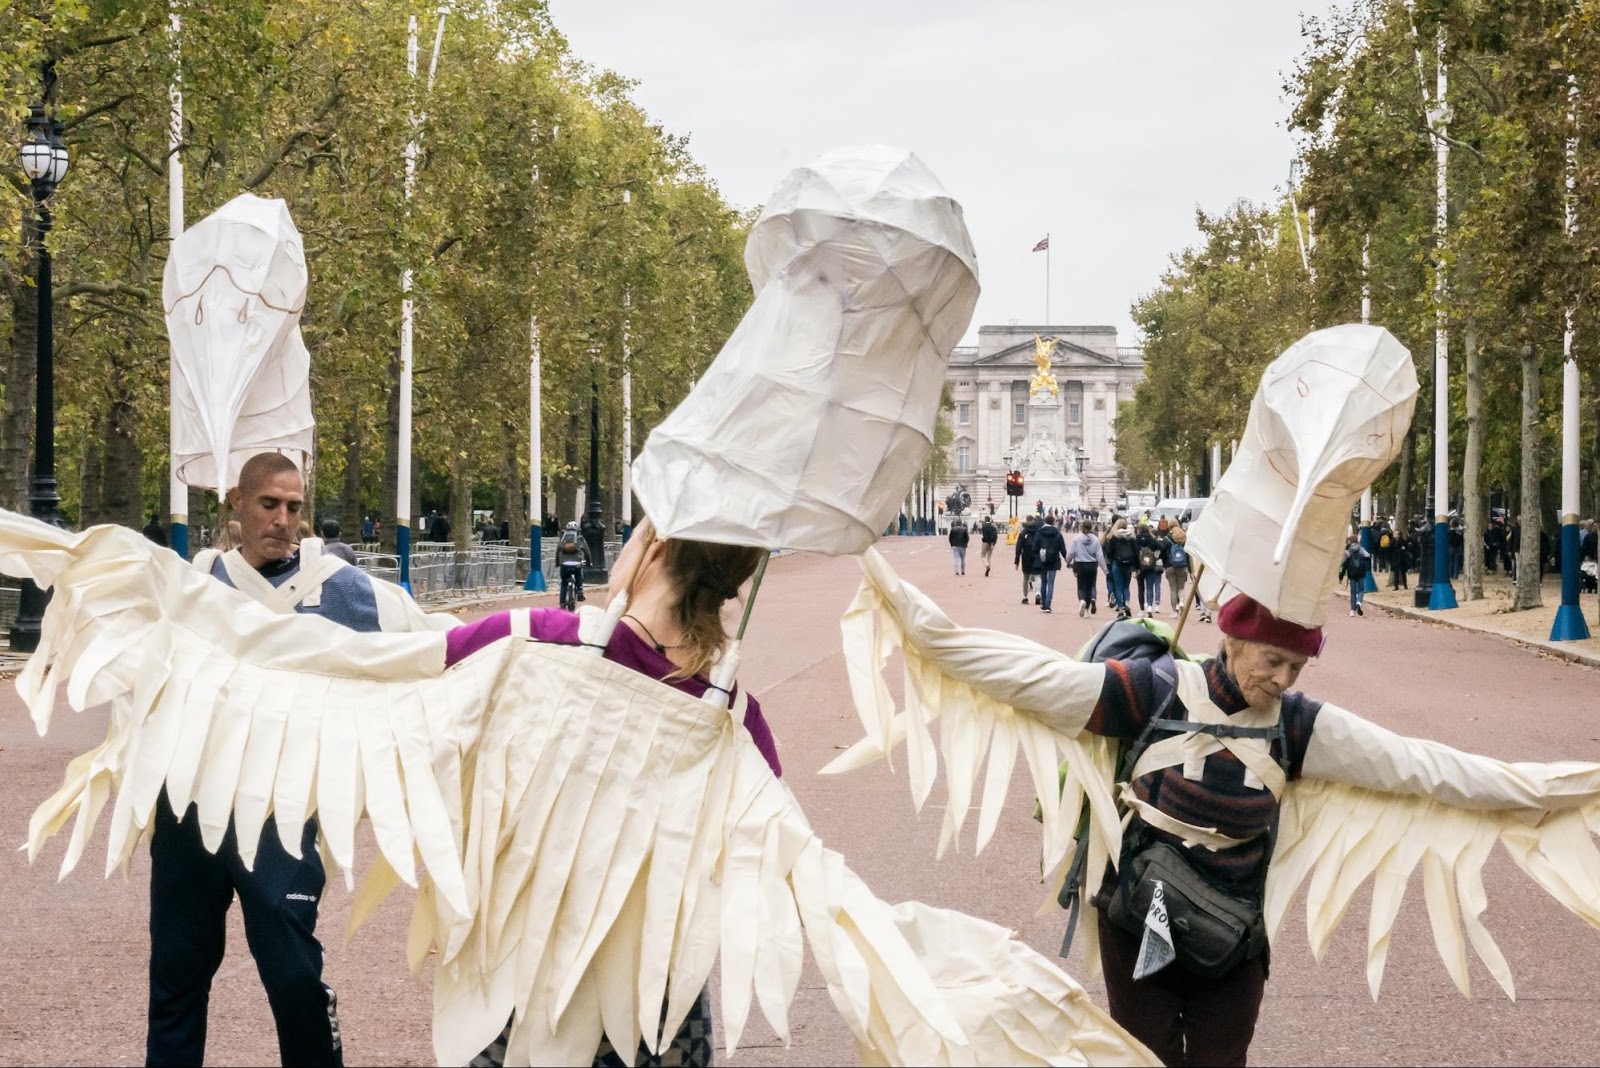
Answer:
[{"left": 658, "top": 538, "right": 768, "bottom": 680}]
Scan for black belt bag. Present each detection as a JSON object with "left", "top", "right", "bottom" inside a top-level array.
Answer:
[{"left": 1105, "top": 840, "right": 1268, "bottom": 979}]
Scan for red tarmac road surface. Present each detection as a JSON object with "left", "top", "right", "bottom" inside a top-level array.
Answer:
[{"left": 5, "top": 536, "right": 1600, "bottom": 1066}]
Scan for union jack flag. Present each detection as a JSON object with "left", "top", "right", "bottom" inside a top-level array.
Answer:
[{"left": 1032, "top": 235, "right": 1049, "bottom": 252}]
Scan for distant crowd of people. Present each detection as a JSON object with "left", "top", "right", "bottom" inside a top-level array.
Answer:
[
  {"left": 940, "top": 507, "right": 1600, "bottom": 622},
  {"left": 946, "top": 509, "right": 1211, "bottom": 622}
]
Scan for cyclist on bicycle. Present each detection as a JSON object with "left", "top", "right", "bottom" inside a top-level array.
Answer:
[{"left": 555, "top": 521, "right": 590, "bottom": 610}]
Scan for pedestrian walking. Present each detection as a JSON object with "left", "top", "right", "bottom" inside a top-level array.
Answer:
[
  {"left": 948, "top": 516, "right": 970, "bottom": 575},
  {"left": 142, "top": 512, "right": 168, "bottom": 548},
  {"left": 1389, "top": 528, "right": 1412, "bottom": 590},
  {"left": 1103, "top": 517, "right": 1138, "bottom": 618},
  {"left": 1135, "top": 521, "right": 1165, "bottom": 617},
  {"left": 978, "top": 515, "right": 999, "bottom": 577},
  {"left": 1033, "top": 513, "right": 1066, "bottom": 613},
  {"left": 1164, "top": 524, "right": 1194, "bottom": 619},
  {"left": 148, "top": 452, "right": 440, "bottom": 1067},
  {"left": 1340, "top": 535, "right": 1372, "bottom": 616},
  {"left": 1015, "top": 515, "right": 1041, "bottom": 605},
  {"left": 1064, "top": 519, "right": 1104, "bottom": 617},
  {"left": 319, "top": 518, "right": 359, "bottom": 563}
]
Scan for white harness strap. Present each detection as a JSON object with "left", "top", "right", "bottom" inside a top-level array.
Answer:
[
  {"left": 1117, "top": 658, "right": 1287, "bottom": 853},
  {"left": 214, "top": 542, "right": 349, "bottom": 614}
]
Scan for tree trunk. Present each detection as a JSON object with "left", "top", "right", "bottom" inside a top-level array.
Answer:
[
  {"left": 1396, "top": 424, "right": 1416, "bottom": 528},
  {"left": 1514, "top": 338, "right": 1542, "bottom": 610},
  {"left": 1462, "top": 322, "right": 1484, "bottom": 599},
  {"left": 1589, "top": 392, "right": 1600, "bottom": 521},
  {"left": 380, "top": 350, "right": 401, "bottom": 552},
  {"left": 1, "top": 255, "right": 39, "bottom": 512},
  {"left": 79, "top": 411, "right": 106, "bottom": 527},
  {"left": 340, "top": 415, "right": 362, "bottom": 541},
  {"left": 500, "top": 424, "right": 526, "bottom": 549},
  {"left": 449, "top": 452, "right": 472, "bottom": 554},
  {"left": 101, "top": 353, "right": 144, "bottom": 529}
]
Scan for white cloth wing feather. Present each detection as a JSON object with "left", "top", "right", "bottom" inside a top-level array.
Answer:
[
  {"left": 1268, "top": 702, "right": 1600, "bottom": 1000},
  {"left": 822, "top": 548, "right": 1119, "bottom": 883},
  {"left": 0, "top": 510, "right": 481, "bottom": 914}
]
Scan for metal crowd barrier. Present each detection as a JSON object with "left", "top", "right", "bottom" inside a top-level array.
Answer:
[{"left": 355, "top": 537, "right": 622, "bottom": 606}]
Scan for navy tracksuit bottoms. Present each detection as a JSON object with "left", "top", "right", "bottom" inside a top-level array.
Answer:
[{"left": 147, "top": 790, "right": 343, "bottom": 1067}]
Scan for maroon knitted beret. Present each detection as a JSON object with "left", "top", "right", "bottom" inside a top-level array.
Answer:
[{"left": 1216, "top": 594, "right": 1325, "bottom": 658}]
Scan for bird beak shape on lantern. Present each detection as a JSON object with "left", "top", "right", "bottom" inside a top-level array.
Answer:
[
  {"left": 632, "top": 145, "right": 980, "bottom": 556},
  {"left": 1187, "top": 324, "right": 1418, "bottom": 628},
  {"left": 163, "top": 193, "right": 314, "bottom": 492}
]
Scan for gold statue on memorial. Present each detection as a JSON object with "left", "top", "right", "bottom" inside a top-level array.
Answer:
[{"left": 1029, "top": 335, "right": 1060, "bottom": 399}]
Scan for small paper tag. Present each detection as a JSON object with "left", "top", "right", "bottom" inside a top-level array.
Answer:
[{"left": 1133, "top": 879, "right": 1177, "bottom": 980}]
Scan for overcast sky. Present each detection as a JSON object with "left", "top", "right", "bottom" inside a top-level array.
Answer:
[{"left": 546, "top": 0, "right": 1339, "bottom": 346}]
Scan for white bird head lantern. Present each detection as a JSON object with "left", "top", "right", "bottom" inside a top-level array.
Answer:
[
  {"left": 632, "top": 146, "right": 980, "bottom": 555},
  {"left": 164, "top": 193, "right": 314, "bottom": 492},
  {"left": 1186, "top": 324, "right": 1418, "bottom": 627}
]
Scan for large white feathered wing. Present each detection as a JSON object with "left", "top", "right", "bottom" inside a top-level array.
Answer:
[
  {"left": 821, "top": 549, "right": 1121, "bottom": 908},
  {"left": 1268, "top": 703, "right": 1600, "bottom": 1001},
  {"left": 1, "top": 511, "right": 484, "bottom": 914}
]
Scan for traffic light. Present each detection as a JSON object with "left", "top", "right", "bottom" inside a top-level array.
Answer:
[{"left": 1005, "top": 470, "right": 1025, "bottom": 497}]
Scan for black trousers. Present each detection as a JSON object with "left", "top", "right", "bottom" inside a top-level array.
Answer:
[
  {"left": 148, "top": 791, "right": 342, "bottom": 1067},
  {"left": 1097, "top": 912, "right": 1267, "bottom": 1067},
  {"left": 1073, "top": 562, "right": 1099, "bottom": 606}
]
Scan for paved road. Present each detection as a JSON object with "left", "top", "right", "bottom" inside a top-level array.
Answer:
[{"left": 5, "top": 536, "right": 1600, "bottom": 1065}]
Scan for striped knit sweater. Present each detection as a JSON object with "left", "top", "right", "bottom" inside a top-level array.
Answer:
[{"left": 1089, "top": 653, "right": 1322, "bottom": 893}]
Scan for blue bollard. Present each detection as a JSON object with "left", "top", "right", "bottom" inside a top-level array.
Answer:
[
  {"left": 1427, "top": 520, "right": 1457, "bottom": 610},
  {"left": 170, "top": 519, "right": 189, "bottom": 560},
  {"left": 1550, "top": 522, "right": 1590, "bottom": 640},
  {"left": 523, "top": 525, "right": 546, "bottom": 592}
]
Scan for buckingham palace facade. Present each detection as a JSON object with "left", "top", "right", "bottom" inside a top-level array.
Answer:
[{"left": 936, "top": 323, "right": 1144, "bottom": 513}]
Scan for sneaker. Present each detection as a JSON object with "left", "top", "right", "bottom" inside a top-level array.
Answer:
[
  {"left": 1356, "top": 602, "right": 1364, "bottom": 616},
  {"left": 1035, "top": 595, "right": 1042, "bottom": 605},
  {"left": 985, "top": 565, "right": 991, "bottom": 576},
  {"left": 1171, "top": 608, "right": 1180, "bottom": 618},
  {"left": 1089, "top": 600, "right": 1097, "bottom": 615},
  {"left": 1078, "top": 601, "right": 1087, "bottom": 618},
  {"left": 1042, "top": 606, "right": 1052, "bottom": 613},
  {"left": 1349, "top": 609, "right": 1356, "bottom": 616},
  {"left": 1021, "top": 597, "right": 1029, "bottom": 605}
]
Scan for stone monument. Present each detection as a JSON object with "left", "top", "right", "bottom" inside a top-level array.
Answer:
[{"left": 1017, "top": 336, "right": 1083, "bottom": 509}]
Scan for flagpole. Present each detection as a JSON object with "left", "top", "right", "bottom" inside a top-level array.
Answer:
[{"left": 1045, "top": 232, "right": 1051, "bottom": 324}]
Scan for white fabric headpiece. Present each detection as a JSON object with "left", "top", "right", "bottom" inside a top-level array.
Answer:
[
  {"left": 1187, "top": 323, "right": 1418, "bottom": 627},
  {"left": 633, "top": 145, "right": 979, "bottom": 554},
  {"left": 164, "top": 193, "right": 315, "bottom": 492}
]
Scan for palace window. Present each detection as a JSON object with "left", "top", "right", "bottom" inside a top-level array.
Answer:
[
  {"left": 1014, "top": 401, "right": 1027, "bottom": 425},
  {"left": 957, "top": 402, "right": 971, "bottom": 425},
  {"left": 957, "top": 445, "right": 971, "bottom": 471},
  {"left": 1068, "top": 402, "right": 1081, "bottom": 425}
]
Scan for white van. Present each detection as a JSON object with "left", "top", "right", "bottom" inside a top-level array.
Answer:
[{"left": 1150, "top": 497, "right": 1209, "bottom": 526}]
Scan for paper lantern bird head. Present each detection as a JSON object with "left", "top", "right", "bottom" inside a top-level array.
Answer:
[
  {"left": 1186, "top": 323, "right": 1418, "bottom": 627},
  {"left": 163, "top": 193, "right": 315, "bottom": 492},
  {"left": 632, "top": 145, "right": 980, "bottom": 555}
]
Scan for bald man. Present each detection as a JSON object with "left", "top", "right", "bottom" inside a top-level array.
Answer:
[{"left": 146, "top": 452, "right": 449, "bottom": 1068}]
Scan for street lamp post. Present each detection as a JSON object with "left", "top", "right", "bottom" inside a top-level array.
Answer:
[{"left": 11, "top": 93, "right": 69, "bottom": 652}]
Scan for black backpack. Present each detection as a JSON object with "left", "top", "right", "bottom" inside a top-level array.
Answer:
[{"left": 1111, "top": 534, "right": 1137, "bottom": 565}]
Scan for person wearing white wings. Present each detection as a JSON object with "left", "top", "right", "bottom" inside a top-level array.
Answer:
[
  {"left": 9, "top": 147, "right": 1162, "bottom": 1067},
  {"left": 825, "top": 324, "right": 1600, "bottom": 1066}
]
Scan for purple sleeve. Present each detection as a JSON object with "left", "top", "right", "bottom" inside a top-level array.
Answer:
[
  {"left": 741, "top": 695, "right": 783, "bottom": 778},
  {"left": 444, "top": 608, "right": 580, "bottom": 667}
]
